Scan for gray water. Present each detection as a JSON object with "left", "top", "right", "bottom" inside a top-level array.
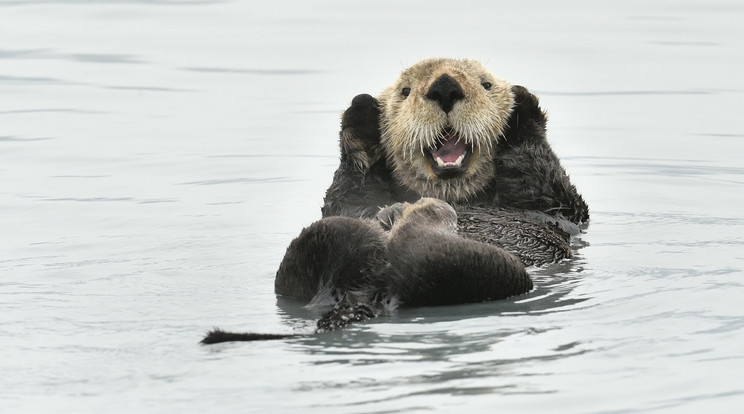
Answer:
[{"left": 2, "top": 1, "right": 744, "bottom": 413}]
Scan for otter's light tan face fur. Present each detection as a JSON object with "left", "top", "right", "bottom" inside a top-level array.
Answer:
[{"left": 378, "top": 58, "right": 514, "bottom": 201}]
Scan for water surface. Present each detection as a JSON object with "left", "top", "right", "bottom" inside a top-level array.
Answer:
[{"left": 2, "top": 1, "right": 743, "bottom": 413}]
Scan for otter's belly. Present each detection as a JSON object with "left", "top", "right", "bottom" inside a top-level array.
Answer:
[{"left": 455, "top": 205, "right": 573, "bottom": 267}]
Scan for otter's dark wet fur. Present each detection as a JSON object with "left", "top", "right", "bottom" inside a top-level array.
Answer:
[
  {"left": 322, "top": 86, "right": 588, "bottom": 267},
  {"left": 202, "top": 198, "right": 532, "bottom": 344},
  {"left": 455, "top": 205, "right": 573, "bottom": 267},
  {"left": 381, "top": 199, "right": 532, "bottom": 307}
]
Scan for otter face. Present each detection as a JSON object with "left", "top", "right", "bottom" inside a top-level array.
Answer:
[{"left": 378, "top": 58, "right": 514, "bottom": 201}]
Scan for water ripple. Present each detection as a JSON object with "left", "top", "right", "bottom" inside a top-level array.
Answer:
[
  {"left": 208, "top": 154, "right": 336, "bottom": 159},
  {"left": 178, "top": 177, "right": 298, "bottom": 186},
  {"left": 180, "top": 67, "right": 322, "bottom": 75},
  {"left": 0, "top": 75, "right": 77, "bottom": 85},
  {"left": 43, "top": 197, "right": 133, "bottom": 202},
  {"left": 569, "top": 156, "right": 744, "bottom": 177},
  {"left": 0, "top": 135, "right": 54, "bottom": 142},
  {"left": 0, "top": 48, "right": 147, "bottom": 64},
  {"left": 536, "top": 89, "right": 714, "bottom": 96},
  {"left": 0, "top": 108, "right": 108, "bottom": 115},
  {"left": 0, "top": 0, "right": 221, "bottom": 5},
  {"left": 104, "top": 85, "right": 195, "bottom": 93}
]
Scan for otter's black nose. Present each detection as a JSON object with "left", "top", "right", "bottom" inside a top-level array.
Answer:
[{"left": 425, "top": 74, "right": 465, "bottom": 114}]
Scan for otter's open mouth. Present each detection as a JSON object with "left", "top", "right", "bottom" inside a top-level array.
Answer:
[{"left": 427, "top": 128, "right": 471, "bottom": 179}]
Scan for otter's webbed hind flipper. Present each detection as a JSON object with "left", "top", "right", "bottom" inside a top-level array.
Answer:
[{"left": 316, "top": 293, "right": 377, "bottom": 333}]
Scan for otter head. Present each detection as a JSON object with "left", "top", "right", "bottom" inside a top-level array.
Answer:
[
  {"left": 378, "top": 58, "right": 514, "bottom": 201},
  {"left": 377, "top": 198, "right": 458, "bottom": 234}
]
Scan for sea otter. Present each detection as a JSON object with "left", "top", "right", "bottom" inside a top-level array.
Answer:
[
  {"left": 379, "top": 198, "right": 532, "bottom": 307},
  {"left": 200, "top": 59, "right": 588, "bottom": 344},
  {"left": 322, "top": 58, "right": 589, "bottom": 266},
  {"left": 202, "top": 198, "right": 531, "bottom": 344}
]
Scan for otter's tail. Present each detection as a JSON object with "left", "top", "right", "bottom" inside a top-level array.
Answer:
[
  {"left": 200, "top": 328, "right": 301, "bottom": 344},
  {"left": 200, "top": 298, "right": 378, "bottom": 345}
]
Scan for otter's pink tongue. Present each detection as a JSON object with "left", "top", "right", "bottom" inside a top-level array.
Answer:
[{"left": 433, "top": 136, "right": 467, "bottom": 166}]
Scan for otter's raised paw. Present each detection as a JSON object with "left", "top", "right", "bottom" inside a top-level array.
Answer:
[
  {"left": 511, "top": 85, "right": 540, "bottom": 110},
  {"left": 341, "top": 94, "right": 380, "bottom": 138},
  {"left": 340, "top": 94, "right": 383, "bottom": 173},
  {"left": 505, "top": 85, "right": 547, "bottom": 145},
  {"left": 377, "top": 202, "right": 408, "bottom": 231}
]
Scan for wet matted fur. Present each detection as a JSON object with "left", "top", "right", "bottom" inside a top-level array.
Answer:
[{"left": 322, "top": 58, "right": 589, "bottom": 266}]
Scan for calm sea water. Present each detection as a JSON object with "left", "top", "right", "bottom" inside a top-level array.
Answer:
[{"left": 2, "top": 1, "right": 743, "bottom": 413}]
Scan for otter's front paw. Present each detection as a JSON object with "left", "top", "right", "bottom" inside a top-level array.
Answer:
[
  {"left": 340, "top": 94, "right": 383, "bottom": 172},
  {"left": 377, "top": 202, "right": 408, "bottom": 231},
  {"left": 342, "top": 94, "right": 381, "bottom": 140},
  {"left": 505, "top": 86, "right": 547, "bottom": 144},
  {"left": 511, "top": 85, "right": 540, "bottom": 110}
]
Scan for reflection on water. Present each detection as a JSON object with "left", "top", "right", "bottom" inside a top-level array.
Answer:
[
  {"left": 2, "top": 0, "right": 744, "bottom": 413},
  {"left": 0, "top": 48, "right": 147, "bottom": 64},
  {"left": 272, "top": 253, "right": 593, "bottom": 407}
]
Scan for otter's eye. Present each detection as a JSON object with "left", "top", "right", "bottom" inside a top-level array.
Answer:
[
  {"left": 482, "top": 82, "right": 492, "bottom": 90},
  {"left": 401, "top": 87, "right": 411, "bottom": 97}
]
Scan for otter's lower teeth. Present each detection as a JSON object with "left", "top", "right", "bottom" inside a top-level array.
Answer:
[{"left": 435, "top": 153, "right": 466, "bottom": 168}]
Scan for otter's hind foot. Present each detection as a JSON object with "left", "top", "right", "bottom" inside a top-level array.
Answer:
[{"left": 316, "top": 300, "right": 376, "bottom": 333}]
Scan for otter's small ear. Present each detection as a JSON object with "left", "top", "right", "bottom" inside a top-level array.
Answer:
[
  {"left": 340, "top": 93, "right": 383, "bottom": 173},
  {"left": 504, "top": 85, "right": 548, "bottom": 145}
]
